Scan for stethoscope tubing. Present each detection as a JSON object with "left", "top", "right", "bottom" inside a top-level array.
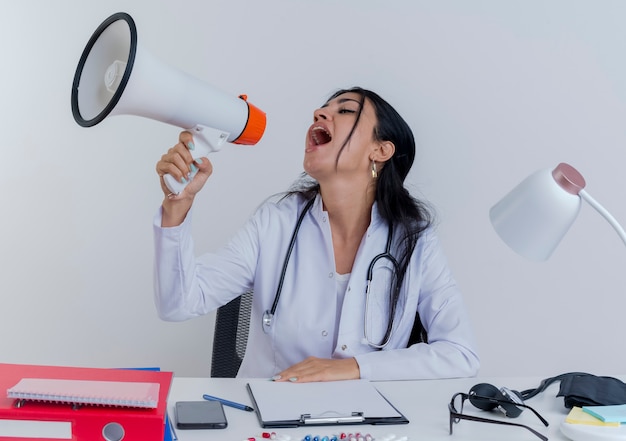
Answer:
[
  {"left": 262, "top": 197, "right": 315, "bottom": 332},
  {"left": 262, "top": 196, "right": 399, "bottom": 348},
  {"left": 364, "top": 224, "right": 400, "bottom": 348}
]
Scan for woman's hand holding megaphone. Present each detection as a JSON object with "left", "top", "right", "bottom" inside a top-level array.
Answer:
[{"left": 157, "top": 131, "right": 213, "bottom": 227}]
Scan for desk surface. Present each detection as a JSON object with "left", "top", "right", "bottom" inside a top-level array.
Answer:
[{"left": 168, "top": 375, "right": 626, "bottom": 441}]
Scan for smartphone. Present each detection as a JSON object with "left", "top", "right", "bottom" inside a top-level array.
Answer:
[{"left": 175, "top": 400, "right": 228, "bottom": 429}]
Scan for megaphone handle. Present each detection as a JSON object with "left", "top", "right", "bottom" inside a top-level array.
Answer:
[{"left": 163, "top": 125, "right": 229, "bottom": 195}]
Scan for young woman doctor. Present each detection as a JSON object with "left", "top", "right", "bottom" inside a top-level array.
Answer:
[{"left": 153, "top": 87, "right": 480, "bottom": 382}]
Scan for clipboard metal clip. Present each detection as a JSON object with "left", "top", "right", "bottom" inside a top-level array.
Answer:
[{"left": 300, "top": 412, "right": 365, "bottom": 425}]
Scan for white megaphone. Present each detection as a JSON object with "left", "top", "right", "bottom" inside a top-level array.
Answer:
[{"left": 71, "top": 12, "right": 266, "bottom": 195}]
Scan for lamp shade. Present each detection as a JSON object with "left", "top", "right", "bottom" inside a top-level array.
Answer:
[{"left": 489, "top": 163, "right": 586, "bottom": 261}]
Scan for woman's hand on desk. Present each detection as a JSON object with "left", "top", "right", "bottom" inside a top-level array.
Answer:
[{"left": 273, "top": 357, "right": 360, "bottom": 383}]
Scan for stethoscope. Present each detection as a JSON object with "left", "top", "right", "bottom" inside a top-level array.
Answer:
[{"left": 262, "top": 197, "right": 400, "bottom": 348}]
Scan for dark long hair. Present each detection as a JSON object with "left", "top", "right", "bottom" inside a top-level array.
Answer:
[{"left": 288, "top": 87, "right": 432, "bottom": 345}]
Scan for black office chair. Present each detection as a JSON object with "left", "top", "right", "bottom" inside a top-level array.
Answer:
[{"left": 210, "top": 291, "right": 253, "bottom": 378}]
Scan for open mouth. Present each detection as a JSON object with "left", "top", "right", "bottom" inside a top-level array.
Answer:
[{"left": 309, "top": 125, "right": 332, "bottom": 146}]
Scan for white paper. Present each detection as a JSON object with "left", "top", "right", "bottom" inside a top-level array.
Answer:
[{"left": 248, "top": 379, "right": 402, "bottom": 423}]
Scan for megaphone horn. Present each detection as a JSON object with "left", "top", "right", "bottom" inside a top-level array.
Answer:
[{"left": 71, "top": 12, "right": 266, "bottom": 195}]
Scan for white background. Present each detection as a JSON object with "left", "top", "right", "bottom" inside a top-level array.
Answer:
[{"left": 1, "top": 0, "right": 625, "bottom": 378}]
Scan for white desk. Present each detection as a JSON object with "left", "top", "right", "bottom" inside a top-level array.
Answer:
[{"left": 168, "top": 375, "right": 625, "bottom": 441}]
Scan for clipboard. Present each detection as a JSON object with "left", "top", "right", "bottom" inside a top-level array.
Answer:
[{"left": 246, "top": 379, "right": 409, "bottom": 428}]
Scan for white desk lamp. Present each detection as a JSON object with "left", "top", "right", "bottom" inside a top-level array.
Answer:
[
  {"left": 490, "top": 162, "right": 626, "bottom": 441},
  {"left": 489, "top": 162, "right": 626, "bottom": 261}
]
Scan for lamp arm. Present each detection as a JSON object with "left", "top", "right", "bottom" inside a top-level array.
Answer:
[{"left": 579, "top": 189, "right": 626, "bottom": 248}]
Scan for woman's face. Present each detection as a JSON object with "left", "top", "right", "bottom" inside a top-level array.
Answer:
[{"left": 303, "top": 92, "right": 379, "bottom": 183}]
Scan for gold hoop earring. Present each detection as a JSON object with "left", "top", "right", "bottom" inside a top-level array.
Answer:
[{"left": 371, "top": 160, "right": 378, "bottom": 179}]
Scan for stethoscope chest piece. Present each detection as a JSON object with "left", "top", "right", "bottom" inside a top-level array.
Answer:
[{"left": 262, "top": 310, "right": 274, "bottom": 333}]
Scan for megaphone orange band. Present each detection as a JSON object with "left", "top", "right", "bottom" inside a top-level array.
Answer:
[{"left": 233, "top": 95, "right": 267, "bottom": 145}]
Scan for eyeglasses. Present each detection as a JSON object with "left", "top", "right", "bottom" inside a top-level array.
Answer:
[{"left": 448, "top": 392, "right": 549, "bottom": 441}]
